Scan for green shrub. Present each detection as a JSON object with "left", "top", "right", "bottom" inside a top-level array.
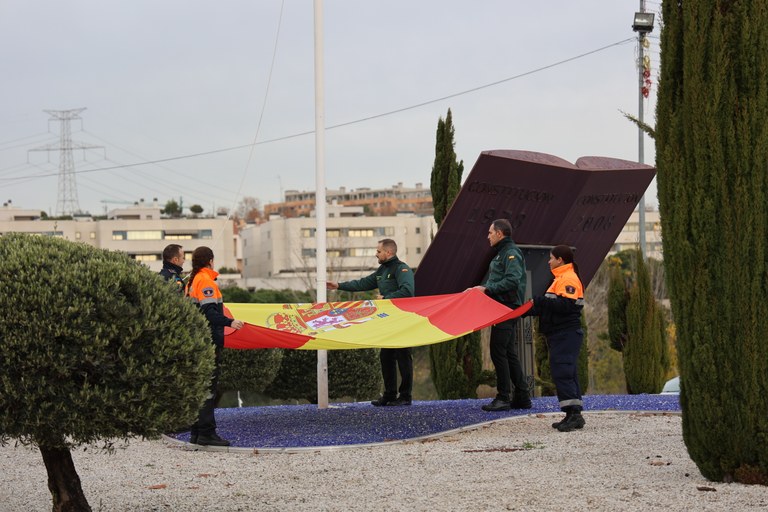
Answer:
[
  {"left": 0, "top": 233, "right": 214, "bottom": 510},
  {"left": 265, "top": 349, "right": 381, "bottom": 403},
  {"left": 429, "top": 331, "right": 483, "bottom": 399},
  {"left": 623, "top": 254, "right": 668, "bottom": 394},
  {"left": 219, "top": 348, "right": 284, "bottom": 393}
]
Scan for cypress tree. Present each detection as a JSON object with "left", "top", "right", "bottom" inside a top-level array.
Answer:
[
  {"left": 623, "top": 253, "right": 668, "bottom": 394},
  {"left": 533, "top": 326, "right": 556, "bottom": 395},
  {"left": 430, "top": 109, "right": 464, "bottom": 224},
  {"left": 428, "top": 109, "right": 484, "bottom": 399},
  {"left": 577, "top": 312, "right": 590, "bottom": 396},
  {"left": 607, "top": 262, "right": 629, "bottom": 352},
  {"left": 656, "top": 0, "right": 768, "bottom": 483}
]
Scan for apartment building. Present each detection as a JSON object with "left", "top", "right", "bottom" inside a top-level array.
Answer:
[
  {"left": 264, "top": 182, "right": 433, "bottom": 218},
  {"left": 240, "top": 204, "right": 436, "bottom": 290},
  {"left": 2, "top": 196, "right": 661, "bottom": 291},
  {"left": 0, "top": 201, "right": 239, "bottom": 273},
  {"left": 611, "top": 209, "right": 663, "bottom": 260}
]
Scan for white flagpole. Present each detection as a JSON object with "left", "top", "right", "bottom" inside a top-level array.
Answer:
[{"left": 313, "top": 0, "right": 329, "bottom": 409}]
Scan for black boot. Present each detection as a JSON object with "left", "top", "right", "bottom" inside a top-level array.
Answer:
[
  {"left": 511, "top": 392, "right": 532, "bottom": 409},
  {"left": 556, "top": 411, "right": 586, "bottom": 432},
  {"left": 551, "top": 411, "right": 572, "bottom": 429},
  {"left": 196, "top": 432, "right": 231, "bottom": 446},
  {"left": 481, "top": 398, "right": 512, "bottom": 411}
]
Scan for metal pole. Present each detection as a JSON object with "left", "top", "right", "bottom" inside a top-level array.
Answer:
[
  {"left": 313, "top": 0, "right": 329, "bottom": 409},
  {"left": 638, "top": 0, "right": 647, "bottom": 259}
]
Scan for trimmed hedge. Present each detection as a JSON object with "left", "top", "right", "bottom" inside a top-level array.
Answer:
[{"left": 0, "top": 233, "right": 214, "bottom": 448}]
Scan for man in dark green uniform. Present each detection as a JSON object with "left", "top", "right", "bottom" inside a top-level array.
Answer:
[
  {"left": 470, "top": 219, "right": 532, "bottom": 412},
  {"left": 327, "top": 238, "right": 415, "bottom": 406}
]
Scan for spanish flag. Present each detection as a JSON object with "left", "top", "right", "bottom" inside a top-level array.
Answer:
[{"left": 224, "top": 289, "right": 532, "bottom": 350}]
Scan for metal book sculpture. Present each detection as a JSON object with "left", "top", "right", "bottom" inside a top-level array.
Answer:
[{"left": 415, "top": 150, "right": 656, "bottom": 297}]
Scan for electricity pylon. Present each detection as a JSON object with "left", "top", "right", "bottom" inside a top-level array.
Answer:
[{"left": 28, "top": 108, "right": 103, "bottom": 216}]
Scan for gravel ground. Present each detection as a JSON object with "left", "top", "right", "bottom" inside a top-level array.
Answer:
[{"left": 2, "top": 411, "right": 766, "bottom": 512}]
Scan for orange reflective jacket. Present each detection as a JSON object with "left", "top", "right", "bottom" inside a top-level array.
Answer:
[
  {"left": 187, "top": 267, "right": 232, "bottom": 347},
  {"left": 531, "top": 263, "right": 584, "bottom": 336}
]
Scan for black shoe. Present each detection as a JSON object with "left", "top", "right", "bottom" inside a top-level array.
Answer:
[
  {"left": 551, "top": 413, "right": 572, "bottom": 429},
  {"left": 371, "top": 396, "right": 396, "bottom": 406},
  {"left": 386, "top": 397, "right": 412, "bottom": 406},
  {"left": 189, "top": 432, "right": 199, "bottom": 444},
  {"left": 168, "top": 425, "right": 193, "bottom": 435},
  {"left": 511, "top": 395, "right": 532, "bottom": 409},
  {"left": 556, "top": 412, "right": 586, "bottom": 432},
  {"left": 196, "top": 433, "right": 231, "bottom": 446},
  {"left": 481, "top": 398, "right": 511, "bottom": 412}
]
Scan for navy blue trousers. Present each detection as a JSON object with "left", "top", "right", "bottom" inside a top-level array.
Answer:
[{"left": 547, "top": 329, "right": 584, "bottom": 412}]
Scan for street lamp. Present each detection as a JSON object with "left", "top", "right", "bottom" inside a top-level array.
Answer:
[
  {"left": 632, "top": 7, "right": 654, "bottom": 259},
  {"left": 632, "top": 12, "right": 655, "bottom": 33}
]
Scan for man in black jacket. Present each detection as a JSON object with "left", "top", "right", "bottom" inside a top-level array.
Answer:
[
  {"left": 470, "top": 219, "right": 532, "bottom": 412},
  {"left": 327, "top": 239, "right": 415, "bottom": 406},
  {"left": 159, "top": 244, "right": 185, "bottom": 292}
]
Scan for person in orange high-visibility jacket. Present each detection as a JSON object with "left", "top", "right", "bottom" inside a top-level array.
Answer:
[
  {"left": 527, "top": 245, "right": 586, "bottom": 433},
  {"left": 186, "top": 246, "right": 244, "bottom": 447}
]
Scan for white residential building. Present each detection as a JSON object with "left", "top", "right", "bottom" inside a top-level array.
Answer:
[
  {"left": 2, "top": 198, "right": 661, "bottom": 290},
  {"left": 611, "top": 209, "right": 663, "bottom": 260},
  {"left": 0, "top": 201, "right": 239, "bottom": 273},
  {"left": 240, "top": 204, "right": 437, "bottom": 290}
]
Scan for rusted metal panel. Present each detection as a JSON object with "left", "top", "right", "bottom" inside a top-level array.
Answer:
[{"left": 415, "top": 150, "right": 655, "bottom": 296}]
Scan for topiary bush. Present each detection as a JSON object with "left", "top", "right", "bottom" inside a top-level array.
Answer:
[
  {"left": 429, "top": 331, "right": 484, "bottom": 399},
  {"left": 0, "top": 233, "right": 214, "bottom": 511},
  {"left": 265, "top": 349, "right": 381, "bottom": 403},
  {"left": 219, "top": 348, "right": 284, "bottom": 394}
]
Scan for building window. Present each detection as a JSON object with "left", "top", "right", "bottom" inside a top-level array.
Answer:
[
  {"left": 128, "top": 230, "right": 163, "bottom": 240},
  {"left": 348, "top": 229, "right": 374, "bottom": 237},
  {"left": 112, "top": 231, "right": 127, "bottom": 240},
  {"left": 302, "top": 228, "right": 315, "bottom": 237},
  {"left": 350, "top": 247, "right": 376, "bottom": 257},
  {"left": 415, "top": 227, "right": 421, "bottom": 234},
  {"left": 134, "top": 254, "right": 160, "bottom": 262},
  {"left": 327, "top": 229, "right": 340, "bottom": 238},
  {"left": 89, "top": 232, "right": 96, "bottom": 239},
  {"left": 75, "top": 232, "right": 82, "bottom": 240},
  {"left": 416, "top": 247, "right": 422, "bottom": 254},
  {"left": 200, "top": 229, "right": 213, "bottom": 239},
  {"left": 302, "top": 248, "right": 316, "bottom": 258}
]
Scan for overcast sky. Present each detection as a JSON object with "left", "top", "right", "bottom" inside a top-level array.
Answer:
[{"left": 0, "top": 0, "right": 660, "bottom": 217}]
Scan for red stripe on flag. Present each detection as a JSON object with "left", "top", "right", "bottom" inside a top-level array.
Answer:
[
  {"left": 391, "top": 289, "right": 533, "bottom": 336},
  {"left": 224, "top": 323, "right": 313, "bottom": 349},
  {"left": 223, "top": 306, "right": 313, "bottom": 349}
]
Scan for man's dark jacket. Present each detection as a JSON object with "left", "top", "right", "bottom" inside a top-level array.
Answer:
[
  {"left": 338, "top": 257, "right": 414, "bottom": 299},
  {"left": 483, "top": 238, "right": 526, "bottom": 308}
]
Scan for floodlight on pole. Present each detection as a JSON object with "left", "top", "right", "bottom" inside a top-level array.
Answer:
[
  {"left": 633, "top": 3, "right": 653, "bottom": 259},
  {"left": 632, "top": 12, "right": 655, "bottom": 33}
]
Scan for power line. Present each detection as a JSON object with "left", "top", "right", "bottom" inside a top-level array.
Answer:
[{"left": 0, "top": 37, "right": 635, "bottom": 183}]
